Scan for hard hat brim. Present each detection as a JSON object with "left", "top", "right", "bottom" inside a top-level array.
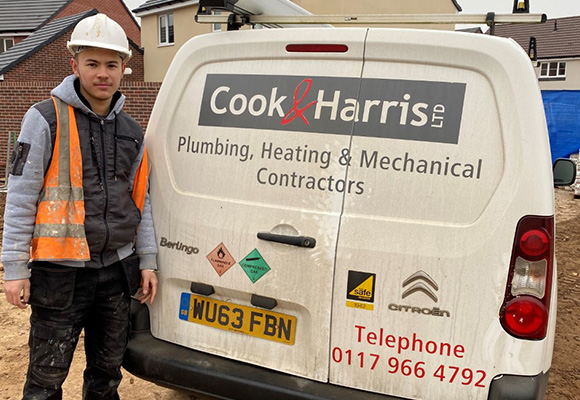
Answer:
[{"left": 67, "top": 40, "right": 132, "bottom": 62}]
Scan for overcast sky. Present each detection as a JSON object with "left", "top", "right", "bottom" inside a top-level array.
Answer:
[
  {"left": 122, "top": 0, "right": 580, "bottom": 24},
  {"left": 124, "top": 0, "right": 142, "bottom": 13}
]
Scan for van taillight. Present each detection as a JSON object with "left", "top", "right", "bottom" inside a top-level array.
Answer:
[
  {"left": 285, "top": 44, "right": 349, "bottom": 53},
  {"left": 503, "top": 297, "right": 548, "bottom": 337},
  {"left": 520, "top": 229, "right": 549, "bottom": 257},
  {"left": 500, "top": 216, "right": 554, "bottom": 340}
]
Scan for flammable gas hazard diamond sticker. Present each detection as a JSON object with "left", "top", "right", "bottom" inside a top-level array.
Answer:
[
  {"left": 239, "top": 249, "right": 270, "bottom": 283},
  {"left": 206, "top": 242, "right": 236, "bottom": 276}
]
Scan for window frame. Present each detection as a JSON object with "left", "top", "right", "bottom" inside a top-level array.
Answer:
[
  {"left": 158, "top": 13, "right": 174, "bottom": 46},
  {"left": 0, "top": 37, "right": 14, "bottom": 54},
  {"left": 539, "top": 61, "right": 567, "bottom": 80},
  {"left": 212, "top": 11, "right": 222, "bottom": 32}
]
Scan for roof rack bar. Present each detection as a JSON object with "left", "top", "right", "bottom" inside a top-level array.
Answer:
[{"left": 196, "top": 13, "right": 547, "bottom": 26}]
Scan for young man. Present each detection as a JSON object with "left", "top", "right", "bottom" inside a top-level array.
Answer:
[{"left": 2, "top": 14, "right": 158, "bottom": 399}]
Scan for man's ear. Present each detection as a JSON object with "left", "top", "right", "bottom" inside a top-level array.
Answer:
[
  {"left": 70, "top": 57, "right": 80, "bottom": 77},
  {"left": 121, "top": 63, "right": 126, "bottom": 75}
]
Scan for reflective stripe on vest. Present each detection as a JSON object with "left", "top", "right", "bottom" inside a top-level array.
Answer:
[
  {"left": 31, "top": 96, "right": 90, "bottom": 261},
  {"left": 31, "top": 97, "right": 150, "bottom": 262}
]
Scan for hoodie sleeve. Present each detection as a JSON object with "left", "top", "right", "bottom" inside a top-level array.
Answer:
[
  {"left": 131, "top": 140, "right": 158, "bottom": 271},
  {"left": 1, "top": 107, "right": 53, "bottom": 280}
]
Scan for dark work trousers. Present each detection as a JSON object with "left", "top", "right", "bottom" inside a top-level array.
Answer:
[{"left": 23, "top": 260, "right": 131, "bottom": 400}]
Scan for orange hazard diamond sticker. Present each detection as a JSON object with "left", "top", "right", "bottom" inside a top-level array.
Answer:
[{"left": 206, "top": 242, "right": 236, "bottom": 276}]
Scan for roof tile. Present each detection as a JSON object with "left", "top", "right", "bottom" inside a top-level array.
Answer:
[
  {"left": 493, "top": 16, "right": 580, "bottom": 59},
  {"left": 0, "top": 0, "right": 69, "bottom": 32},
  {"left": 133, "top": 0, "right": 186, "bottom": 14},
  {"left": 0, "top": 10, "right": 97, "bottom": 75}
]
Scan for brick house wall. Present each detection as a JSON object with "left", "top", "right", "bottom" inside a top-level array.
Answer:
[
  {"left": 0, "top": 1, "right": 152, "bottom": 181},
  {"left": 2, "top": 30, "right": 144, "bottom": 82},
  {"left": 0, "top": 81, "right": 161, "bottom": 181},
  {"left": 53, "top": 0, "right": 141, "bottom": 46},
  {"left": 120, "top": 82, "right": 162, "bottom": 128},
  {"left": 14, "top": 36, "right": 27, "bottom": 45}
]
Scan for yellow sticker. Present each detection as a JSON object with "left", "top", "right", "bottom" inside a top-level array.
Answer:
[
  {"left": 349, "top": 276, "right": 374, "bottom": 300},
  {"left": 346, "top": 301, "right": 374, "bottom": 311},
  {"left": 347, "top": 271, "right": 376, "bottom": 303}
]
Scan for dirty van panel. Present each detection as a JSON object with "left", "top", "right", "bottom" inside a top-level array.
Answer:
[
  {"left": 330, "top": 30, "right": 554, "bottom": 399},
  {"left": 146, "top": 29, "right": 367, "bottom": 381}
]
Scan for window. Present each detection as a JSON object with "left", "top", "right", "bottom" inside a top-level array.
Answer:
[
  {"left": 212, "top": 11, "right": 222, "bottom": 32},
  {"left": 0, "top": 38, "right": 14, "bottom": 54},
  {"left": 539, "top": 61, "right": 566, "bottom": 79},
  {"left": 159, "top": 13, "right": 174, "bottom": 45}
]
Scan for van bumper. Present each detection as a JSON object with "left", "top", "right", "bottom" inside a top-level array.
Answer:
[
  {"left": 123, "top": 300, "right": 400, "bottom": 400},
  {"left": 488, "top": 371, "right": 550, "bottom": 400},
  {"left": 124, "top": 301, "right": 549, "bottom": 400}
]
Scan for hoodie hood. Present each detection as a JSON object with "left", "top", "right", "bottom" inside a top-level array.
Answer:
[{"left": 51, "top": 74, "right": 126, "bottom": 119}]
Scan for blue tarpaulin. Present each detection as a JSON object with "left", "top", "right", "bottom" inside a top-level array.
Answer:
[{"left": 542, "top": 91, "right": 580, "bottom": 162}]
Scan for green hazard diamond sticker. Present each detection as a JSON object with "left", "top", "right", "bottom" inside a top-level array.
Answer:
[{"left": 239, "top": 249, "right": 270, "bottom": 283}]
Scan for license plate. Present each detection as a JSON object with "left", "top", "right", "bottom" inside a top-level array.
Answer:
[{"left": 179, "top": 293, "right": 297, "bottom": 345}]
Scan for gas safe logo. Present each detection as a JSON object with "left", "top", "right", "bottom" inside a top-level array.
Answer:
[
  {"left": 199, "top": 74, "right": 466, "bottom": 144},
  {"left": 347, "top": 271, "right": 376, "bottom": 303}
]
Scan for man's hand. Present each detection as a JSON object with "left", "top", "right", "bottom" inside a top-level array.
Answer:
[
  {"left": 138, "top": 270, "right": 158, "bottom": 305},
  {"left": 4, "top": 279, "right": 30, "bottom": 309}
]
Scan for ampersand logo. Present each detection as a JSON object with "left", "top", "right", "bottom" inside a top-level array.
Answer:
[{"left": 281, "top": 78, "right": 318, "bottom": 126}]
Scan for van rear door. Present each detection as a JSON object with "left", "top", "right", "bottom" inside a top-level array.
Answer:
[
  {"left": 147, "top": 28, "right": 367, "bottom": 381},
  {"left": 329, "top": 29, "right": 555, "bottom": 399}
]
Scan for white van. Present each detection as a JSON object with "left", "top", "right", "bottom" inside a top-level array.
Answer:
[{"left": 123, "top": 18, "right": 576, "bottom": 400}]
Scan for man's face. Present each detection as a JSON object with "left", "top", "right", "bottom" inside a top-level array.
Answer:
[{"left": 70, "top": 47, "right": 126, "bottom": 105}]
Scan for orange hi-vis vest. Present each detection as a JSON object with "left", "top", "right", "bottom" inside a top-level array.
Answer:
[{"left": 31, "top": 96, "right": 150, "bottom": 262}]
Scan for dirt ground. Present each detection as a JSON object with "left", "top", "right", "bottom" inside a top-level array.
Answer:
[{"left": 1, "top": 189, "right": 580, "bottom": 399}]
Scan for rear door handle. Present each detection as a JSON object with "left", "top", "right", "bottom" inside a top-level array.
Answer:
[{"left": 257, "top": 232, "right": 316, "bottom": 248}]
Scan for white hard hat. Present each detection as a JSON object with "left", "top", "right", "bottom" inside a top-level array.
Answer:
[{"left": 67, "top": 13, "right": 132, "bottom": 62}]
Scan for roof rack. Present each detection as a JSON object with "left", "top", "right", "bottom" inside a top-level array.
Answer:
[{"left": 195, "top": 12, "right": 547, "bottom": 32}]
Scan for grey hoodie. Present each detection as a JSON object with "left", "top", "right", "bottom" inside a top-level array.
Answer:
[{"left": 1, "top": 75, "right": 157, "bottom": 280}]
